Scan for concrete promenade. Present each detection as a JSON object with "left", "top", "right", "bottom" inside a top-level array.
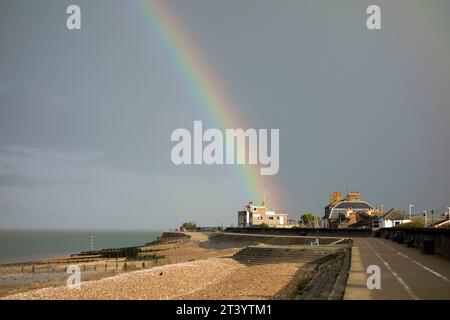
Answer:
[{"left": 344, "top": 237, "right": 450, "bottom": 300}]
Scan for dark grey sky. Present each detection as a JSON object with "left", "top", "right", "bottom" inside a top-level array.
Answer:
[{"left": 1, "top": 0, "right": 449, "bottom": 229}]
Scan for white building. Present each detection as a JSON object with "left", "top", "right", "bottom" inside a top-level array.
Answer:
[
  {"left": 237, "top": 201, "right": 294, "bottom": 228},
  {"left": 377, "top": 208, "right": 411, "bottom": 228}
]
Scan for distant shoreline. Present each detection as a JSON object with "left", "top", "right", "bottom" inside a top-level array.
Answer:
[{"left": 0, "top": 229, "right": 164, "bottom": 265}]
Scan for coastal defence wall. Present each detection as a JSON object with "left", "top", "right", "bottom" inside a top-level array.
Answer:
[
  {"left": 224, "top": 227, "right": 372, "bottom": 237},
  {"left": 378, "top": 227, "right": 450, "bottom": 259},
  {"left": 157, "top": 232, "right": 191, "bottom": 242},
  {"left": 223, "top": 227, "right": 450, "bottom": 259},
  {"left": 205, "top": 232, "right": 344, "bottom": 249}
]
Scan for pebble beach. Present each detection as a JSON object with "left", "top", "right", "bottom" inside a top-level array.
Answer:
[{"left": 3, "top": 257, "right": 305, "bottom": 300}]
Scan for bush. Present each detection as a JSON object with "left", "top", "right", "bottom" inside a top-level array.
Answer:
[
  {"left": 300, "top": 213, "right": 321, "bottom": 225},
  {"left": 395, "top": 221, "right": 425, "bottom": 229},
  {"left": 182, "top": 221, "right": 198, "bottom": 229}
]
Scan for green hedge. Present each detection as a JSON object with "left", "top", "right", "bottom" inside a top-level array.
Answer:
[{"left": 395, "top": 221, "right": 425, "bottom": 229}]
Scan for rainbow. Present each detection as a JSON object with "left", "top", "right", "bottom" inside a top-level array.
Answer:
[{"left": 137, "top": 0, "right": 283, "bottom": 207}]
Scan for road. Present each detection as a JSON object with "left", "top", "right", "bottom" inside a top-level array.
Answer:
[{"left": 344, "top": 237, "right": 450, "bottom": 300}]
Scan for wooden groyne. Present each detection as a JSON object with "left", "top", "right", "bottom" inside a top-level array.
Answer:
[{"left": 72, "top": 231, "right": 190, "bottom": 261}]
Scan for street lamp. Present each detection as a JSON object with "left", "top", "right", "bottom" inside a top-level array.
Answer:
[
  {"left": 423, "top": 211, "right": 427, "bottom": 227},
  {"left": 409, "top": 204, "right": 414, "bottom": 220}
]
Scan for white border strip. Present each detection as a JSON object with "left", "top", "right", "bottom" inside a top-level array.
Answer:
[
  {"left": 364, "top": 240, "right": 419, "bottom": 300},
  {"left": 376, "top": 239, "right": 449, "bottom": 283}
]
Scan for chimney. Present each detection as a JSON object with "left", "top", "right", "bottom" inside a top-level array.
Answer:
[{"left": 330, "top": 192, "right": 342, "bottom": 205}]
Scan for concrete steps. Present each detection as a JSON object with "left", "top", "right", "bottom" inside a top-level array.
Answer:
[{"left": 232, "top": 245, "right": 340, "bottom": 265}]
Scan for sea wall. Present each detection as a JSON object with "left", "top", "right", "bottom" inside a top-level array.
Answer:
[
  {"left": 377, "top": 227, "right": 450, "bottom": 259},
  {"left": 224, "top": 227, "right": 372, "bottom": 237},
  {"left": 206, "top": 232, "right": 342, "bottom": 249}
]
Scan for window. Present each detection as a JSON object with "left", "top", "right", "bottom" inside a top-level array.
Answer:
[
  {"left": 269, "top": 217, "right": 274, "bottom": 220},
  {"left": 258, "top": 217, "right": 263, "bottom": 220}
]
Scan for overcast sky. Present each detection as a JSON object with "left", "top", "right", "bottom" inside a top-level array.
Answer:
[{"left": 1, "top": 0, "right": 449, "bottom": 229}]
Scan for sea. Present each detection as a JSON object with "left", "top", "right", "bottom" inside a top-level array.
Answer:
[{"left": 0, "top": 229, "right": 164, "bottom": 264}]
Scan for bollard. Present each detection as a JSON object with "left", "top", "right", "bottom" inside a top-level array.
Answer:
[
  {"left": 116, "top": 263, "right": 118, "bottom": 270},
  {"left": 105, "top": 264, "right": 107, "bottom": 271},
  {"left": 123, "top": 263, "right": 127, "bottom": 271},
  {"left": 142, "top": 262, "right": 145, "bottom": 268},
  {"left": 31, "top": 265, "right": 35, "bottom": 273},
  {"left": 21, "top": 266, "right": 24, "bottom": 273}
]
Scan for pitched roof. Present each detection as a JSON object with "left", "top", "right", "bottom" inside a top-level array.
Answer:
[
  {"left": 355, "top": 211, "right": 372, "bottom": 221},
  {"left": 382, "top": 208, "right": 408, "bottom": 220},
  {"left": 323, "top": 198, "right": 374, "bottom": 220},
  {"left": 428, "top": 218, "right": 450, "bottom": 228},
  {"left": 333, "top": 201, "right": 373, "bottom": 210}
]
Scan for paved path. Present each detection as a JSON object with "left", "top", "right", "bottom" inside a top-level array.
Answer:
[{"left": 344, "top": 237, "right": 450, "bottom": 300}]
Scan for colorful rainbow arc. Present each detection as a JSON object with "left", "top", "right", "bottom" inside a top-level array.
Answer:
[{"left": 138, "top": 0, "right": 283, "bottom": 207}]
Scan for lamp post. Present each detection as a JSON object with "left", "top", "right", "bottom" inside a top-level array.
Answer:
[
  {"left": 409, "top": 204, "right": 414, "bottom": 221},
  {"left": 423, "top": 211, "right": 427, "bottom": 227}
]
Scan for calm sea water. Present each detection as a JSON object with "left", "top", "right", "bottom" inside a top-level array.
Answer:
[{"left": 0, "top": 230, "right": 163, "bottom": 264}]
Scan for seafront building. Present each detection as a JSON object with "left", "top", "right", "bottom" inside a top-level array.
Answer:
[
  {"left": 377, "top": 208, "right": 411, "bottom": 228},
  {"left": 237, "top": 201, "right": 296, "bottom": 228},
  {"left": 322, "top": 191, "right": 379, "bottom": 228},
  {"left": 322, "top": 191, "right": 416, "bottom": 230}
]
